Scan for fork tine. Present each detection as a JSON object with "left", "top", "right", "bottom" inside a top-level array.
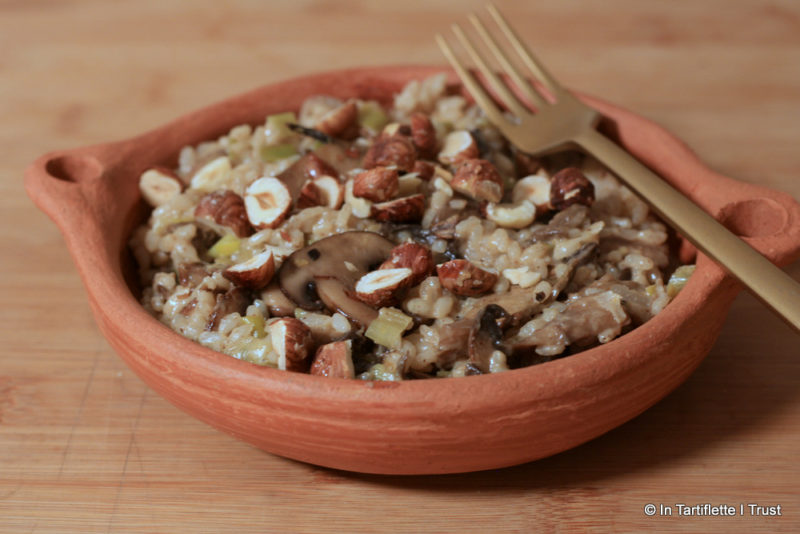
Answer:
[
  {"left": 435, "top": 34, "right": 508, "bottom": 127},
  {"left": 487, "top": 4, "right": 563, "bottom": 97},
  {"left": 451, "top": 23, "right": 531, "bottom": 118},
  {"left": 467, "top": 13, "right": 546, "bottom": 110}
]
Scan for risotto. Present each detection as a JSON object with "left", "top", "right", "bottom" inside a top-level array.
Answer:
[{"left": 130, "top": 74, "right": 693, "bottom": 380}]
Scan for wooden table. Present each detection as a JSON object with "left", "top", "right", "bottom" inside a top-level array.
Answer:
[{"left": 2, "top": 1, "right": 798, "bottom": 532}]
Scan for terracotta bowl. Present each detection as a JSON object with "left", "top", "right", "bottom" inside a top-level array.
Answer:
[{"left": 25, "top": 66, "right": 800, "bottom": 475}]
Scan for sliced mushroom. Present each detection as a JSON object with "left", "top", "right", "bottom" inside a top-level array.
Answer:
[
  {"left": 458, "top": 285, "right": 545, "bottom": 325},
  {"left": 205, "top": 287, "right": 250, "bottom": 331},
  {"left": 435, "top": 242, "right": 598, "bottom": 365},
  {"left": 606, "top": 281, "right": 653, "bottom": 324},
  {"left": 177, "top": 262, "right": 211, "bottom": 288},
  {"left": 468, "top": 305, "right": 509, "bottom": 373},
  {"left": 551, "top": 242, "right": 598, "bottom": 298},
  {"left": 526, "top": 204, "right": 589, "bottom": 243},
  {"left": 277, "top": 231, "right": 395, "bottom": 321},
  {"left": 507, "top": 288, "right": 630, "bottom": 355},
  {"left": 259, "top": 281, "right": 296, "bottom": 317},
  {"left": 190, "top": 221, "right": 223, "bottom": 262},
  {"left": 572, "top": 274, "right": 654, "bottom": 325},
  {"left": 456, "top": 243, "right": 597, "bottom": 327},
  {"left": 315, "top": 277, "right": 378, "bottom": 327},
  {"left": 429, "top": 214, "right": 460, "bottom": 240}
]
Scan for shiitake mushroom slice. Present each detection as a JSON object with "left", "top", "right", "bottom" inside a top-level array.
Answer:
[{"left": 277, "top": 231, "right": 395, "bottom": 318}]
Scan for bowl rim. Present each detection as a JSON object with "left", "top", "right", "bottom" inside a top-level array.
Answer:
[{"left": 25, "top": 64, "right": 800, "bottom": 412}]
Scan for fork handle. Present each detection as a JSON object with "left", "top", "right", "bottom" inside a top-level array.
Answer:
[{"left": 575, "top": 128, "right": 800, "bottom": 333}]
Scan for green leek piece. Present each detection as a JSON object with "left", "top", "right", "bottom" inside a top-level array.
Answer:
[
  {"left": 231, "top": 337, "right": 273, "bottom": 366},
  {"left": 260, "top": 143, "right": 298, "bottom": 163},
  {"left": 265, "top": 111, "right": 297, "bottom": 142},
  {"left": 666, "top": 265, "right": 696, "bottom": 298},
  {"left": 165, "top": 215, "right": 194, "bottom": 226},
  {"left": 208, "top": 233, "right": 241, "bottom": 259},
  {"left": 358, "top": 101, "right": 389, "bottom": 132},
  {"left": 365, "top": 307, "right": 413, "bottom": 349},
  {"left": 363, "top": 363, "right": 398, "bottom": 382},
  {"left": 243, "top": 315, "right": 266, "bottom": 338}
]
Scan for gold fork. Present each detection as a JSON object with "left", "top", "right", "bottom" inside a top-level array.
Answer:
[{"left": 436, "top": 5, "right": 800, "bottom": 332}]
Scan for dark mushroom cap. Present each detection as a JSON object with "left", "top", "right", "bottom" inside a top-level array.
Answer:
[{"left": 278, "top": 231, "right": 395, "bottom": 322}]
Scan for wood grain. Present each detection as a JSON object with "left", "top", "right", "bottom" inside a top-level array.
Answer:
[{"left": 1, "top": 0, "right": 798, "bottom": 532}]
